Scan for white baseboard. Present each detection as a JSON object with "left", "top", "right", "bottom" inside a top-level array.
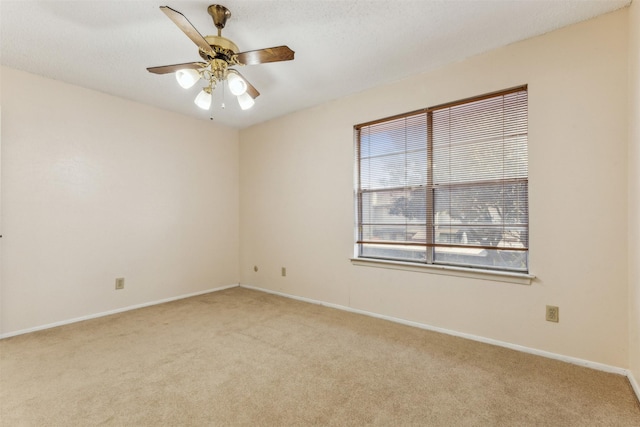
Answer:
[
  {"left": 0, "top": 284, "right": 240, "bottom": 339},
  {"left": 629, "top": 371, "right": 640, "bottom": 404},
  {"left": 240, "top": 284, "right": 639, "bottom": 401}
]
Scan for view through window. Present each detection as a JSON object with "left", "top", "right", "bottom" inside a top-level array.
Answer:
[{"left": 355, "top": 86, "right": 528, "bottom": 272}]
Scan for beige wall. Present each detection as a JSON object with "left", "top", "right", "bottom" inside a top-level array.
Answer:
[
  {"left": 239, "top": 10, "right": 630, "bottom": 367},
  {"left": 1, "top": 67, "right": 240, "bottom": 334},
  {"left": 629, "top": 0, "right": 640, "bottom": 385},
  {"left": 1, "top": 7, "right": 635, "bottom": 375}
]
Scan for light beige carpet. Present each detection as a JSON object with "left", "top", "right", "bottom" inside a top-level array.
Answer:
[{"left": 1, "top": 287, "right": 639, "bottom": 426}]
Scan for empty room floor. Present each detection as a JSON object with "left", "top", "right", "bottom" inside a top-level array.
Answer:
[{"left": 2, "top": 287, "right": 639, "bottom": 426}]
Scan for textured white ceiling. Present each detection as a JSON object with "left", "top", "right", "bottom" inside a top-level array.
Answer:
[{"left": 1, "top": 0, "right": 630, "bottom": 128}]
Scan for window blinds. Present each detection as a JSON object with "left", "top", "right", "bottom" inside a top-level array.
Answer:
[{"left": 355, "top": 86, "right": 528, "bottom": 272}]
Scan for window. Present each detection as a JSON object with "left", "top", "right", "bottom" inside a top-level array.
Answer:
[{"left": 355, "top": 86, "right": 528, "bottom": 273}]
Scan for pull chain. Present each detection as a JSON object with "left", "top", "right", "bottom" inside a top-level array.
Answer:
[
  {"left": 210, "top": 86, "right": 214, "bottom": 120},
  {"left": 221, "top": 81, "right": 226, "bottom": 110}
]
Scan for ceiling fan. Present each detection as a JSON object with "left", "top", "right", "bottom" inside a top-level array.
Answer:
[{"left": 147, "top": 4, "right": 295, "bottom": 113}]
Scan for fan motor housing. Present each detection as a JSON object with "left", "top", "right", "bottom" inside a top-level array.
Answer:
[{"left": 199, "top": 35, "right": 238, "bottom": 63}]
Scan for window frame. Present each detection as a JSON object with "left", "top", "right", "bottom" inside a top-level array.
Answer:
[{"left": 353, "top": 86, "right": 532, "bottom": 282}]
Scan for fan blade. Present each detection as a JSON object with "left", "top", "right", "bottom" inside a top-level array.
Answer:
[
  {"left": 233, "top": 70, "right": 260, "bottom": 99},
  {"left": 147, "top": 62, "right": 206, "bottom": 74},
  {"left": 160, "top": 6, "right": 214, "bottom": 56},
  {"left": 236, "top": 46, "right": 294, "bottom": 65}
]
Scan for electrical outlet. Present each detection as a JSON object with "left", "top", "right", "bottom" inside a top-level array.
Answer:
[
  {"left": 546, "top": 305, "right": 559, "bottom": 322},
  {"left": 115, "top": 277, "right": 125, "bottom": 290},
  {"left": 281, "top": 267, "right": 286, "bottom": 277}
]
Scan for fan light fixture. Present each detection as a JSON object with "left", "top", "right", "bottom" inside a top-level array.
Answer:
[
  {"left": 237, "top": 92, "right": 255, "bottom": 110},
  {"left": 147, "top": 4, "right": 296, "bottom": 117},
  {"left": 176, "top": 63, "right": 253, "bottom": 111},
  {"left": 194, "top": 87, "right": 213, "bottom": 110},
  {"left": 175, "top": 69, "right": 200, "bottom": 89},
  {"left": 227, "top": 71, "right": 248, "bottom": 96}
]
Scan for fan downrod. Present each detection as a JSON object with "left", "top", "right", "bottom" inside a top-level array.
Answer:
[{"left": 208, "top": 4, "right": 231, "bottom": 36}]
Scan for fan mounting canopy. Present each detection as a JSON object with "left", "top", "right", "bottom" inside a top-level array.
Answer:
[{"left": 208, "top": 4, "right": 231, "bottom": 32}]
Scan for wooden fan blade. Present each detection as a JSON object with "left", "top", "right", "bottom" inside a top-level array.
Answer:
[
  {"left": 147, "top": 62, "right": 206, "bottom": 74},
  {"left": 232, "top": 70, "right": 260, "bottom": 99},
  {"left": 236, "top": 46, "right": 294, "bottom": 66},
  {"left": 160, "top": 6, "right": 214, "bottom": 56}
]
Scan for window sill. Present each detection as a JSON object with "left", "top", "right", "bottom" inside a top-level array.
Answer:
[{"left": 350, "top": 258, "right": 535, "bottom": 285}]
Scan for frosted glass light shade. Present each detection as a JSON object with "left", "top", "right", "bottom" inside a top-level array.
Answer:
[
  {"left": 227, "top": 72, "right": 247, "bottom": 96},
  {"left": 194, "top": 89, "right": 212, "bottom": 110},
  {"left": 237, "top": 92, "right": 255, "bottom": 110},
  {"left": 175, "top": 69, "right": 200, "bottom": 89}
]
